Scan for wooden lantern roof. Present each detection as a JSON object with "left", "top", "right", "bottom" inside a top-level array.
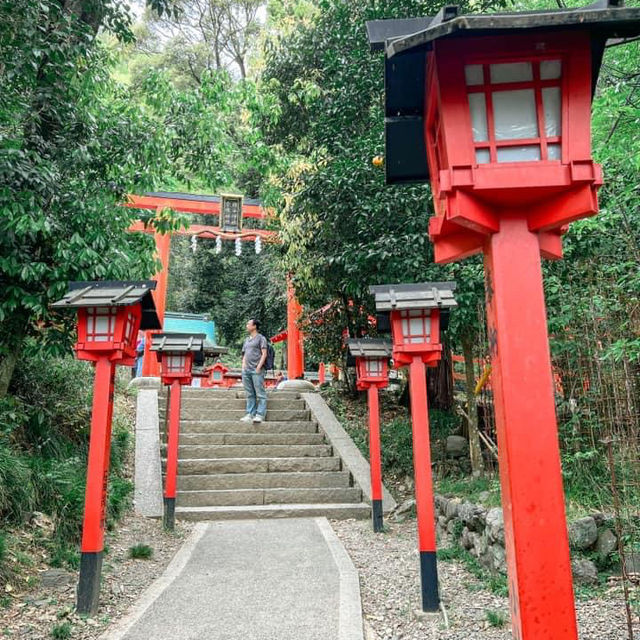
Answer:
[
  {"left": 150, "top": 333, "right": 207, "bottom": 354},
  {"left": 346, "top": 338, "right": 393, "bottom": 359},
  {"left": 51, "top": 281, "right": 161, "bottom": 330},
  {"left": 369, "top": 282, "right": 457, "bottom": 312}
]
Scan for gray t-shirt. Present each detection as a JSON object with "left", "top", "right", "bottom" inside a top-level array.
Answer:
[{"left": 242, "top": 334, "right": 268, "bottom": 370}]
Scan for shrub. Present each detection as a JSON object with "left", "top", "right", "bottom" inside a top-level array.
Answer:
[
  {"left": 51, "top": 621, "right": 72, "bottom": 639},
  {"left": 0, "top": 443, "right": 33, "bottom": 522},
  {"left": 486, "top": 610, "right": 507, "bottom": 627},
  {"left": 129, "top": 544, "right": 153, "bottom": 559}
]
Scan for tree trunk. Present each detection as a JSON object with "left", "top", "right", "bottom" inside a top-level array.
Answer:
[
  {"left": 0, "top": 321, "right": 26, "bottom": 398},
  {"left": 426, "top": 340, "right": 453, "bottom": 410},
  {"left": 462, "top": 334, "right": 485, "bottom": 477}
]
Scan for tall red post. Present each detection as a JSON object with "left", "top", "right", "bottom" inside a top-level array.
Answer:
[
  {"left": 287, "top": 278, "right": 304, "bottom": 379},
  {"left": 318, "top": 362, "right": 326, "bottom": 384},
  {"left": 485, "top": 216, "right": 577, "bottom": 639},
  {"left": 142, "top": 229, "right": 171, "bottom": 377},
  {"left": 367, "top": 385, "right": 384, "bottom": 532},
  {"left": 77, "top": 357, "right": 116, "bottom": 615},
  {"left": 163, "top": 380, "right": 182, "bottom": 530},
  {"left": 408, "top": 357, "right": 439, "bottom": 611}
]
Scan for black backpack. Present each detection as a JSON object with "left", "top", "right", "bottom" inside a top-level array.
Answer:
[{"left": 265, "top": 341, "right": 276, "bottom": 371}]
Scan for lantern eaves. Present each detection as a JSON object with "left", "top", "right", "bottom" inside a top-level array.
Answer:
[
  {"left": 150, "top": 333, "right": 207, "bottom": 354},
  {"left": 370, "top": 282, "right": 457, "bottom": 312},
  {"left": 346, "top": 338, "right": 393, "bottom": 359},
  {"left": 51, "top": 281, "right": 161, "bottom": 330}
]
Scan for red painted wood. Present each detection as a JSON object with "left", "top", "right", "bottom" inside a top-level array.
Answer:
[
  {"left": 164, "top": 381, "right": 182, "bottom": 500},
  {"left": 408, "top": 358, "right": 437, "bottom": 553},
  {"left": 287, "top": 279, "right": 305, "bottom": 379},
  {"left": 81, "top": 357, "right": 116, "bottom": 553},
  {"left": 124, "top": 195, "right": 268, "bottom": 219},
  {"left": 128, "top": 220, "right": 279, "bottom": 241},
  {"left": 485, "top": 216, "right": 577, "bottom": 640},
  {"left": 367, "top": 386, "right": 383, "bottom": 502}
]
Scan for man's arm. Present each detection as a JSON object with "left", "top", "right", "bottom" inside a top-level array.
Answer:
[{"left": 256, "top": 348, "right": 267, "bottom": 373}]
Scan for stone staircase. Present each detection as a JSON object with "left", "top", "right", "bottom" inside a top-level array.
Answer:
[{"left": 158, "top": 387, "right": 370, "bottom": 521}]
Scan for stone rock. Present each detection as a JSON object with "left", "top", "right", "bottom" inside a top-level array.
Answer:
[
  {"left": 485, "top": 507, "right": 505, "bottom": 545},
  {"left": 472, "top": 533, "right": 488, "bottom": 558},
  {"left": 128, "top": 376, "right": 161, "bottom": 390},
  {"left": 490, "top": 544, "right": 507, "bottom": 574},
  {"left": 624, "top": 551, "right": 640, "bottom": 574},
  {"left": 29, "top": 511, "right": 54, "bottom": 538},
  {"left": 41, "top": 568, "right": 75, "bottom": 588},
  {"left": 446, "top": 435, "right": 468, "bottom": 458},
  {"left": 434, "top": 495, "right": 448, "bottom": 513},
  {"left": 446, "top": 519, "right": 457, "bottom": 535},
  {"left": 445, "top": 498, "right": 462, "bottom": 521},
  {"left": 278, "top": 379, "right": 316, "bottom": 391},
  {"left": 569, "top": 517, "right": 598, "bottom": 550},
  {"left": 395, "top": 498, "right": 416, "bottom": 517},
  {"left": 458, "top": 501, "right": 486, "bottom": 532},
  {"left": 595, "top": 529, "right": 617, "bottom": 557},
  {"left": 460, "top": 527, "right": 473, "bottom": 550},
  {"left": 478, "top": 491, "right": 491, "bottom": 504},
  {"left": 571, "top": 558, "right": 598, "bottom": 585}
]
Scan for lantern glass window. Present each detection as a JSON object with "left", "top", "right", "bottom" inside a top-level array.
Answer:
[
  {"left": 366, "top": 358, "right": 384, "bottom": 376},
  {"left": 213, "top": 370, "right": 223, "bottom": 381},
  {"left": 464, "top": 59, "right": 563, "bottom": 164},
  {"left": 87, "top": 307, "right": 117, "bottom": 342},
  {"left": 165, "top": 353, "right": 187, "bottom": 373},
  {"left": 123, "top": 311, "right": 136, "bottom": 346},
  {"left": 400, "top": 310, "right": 431, "bottom": 344}
]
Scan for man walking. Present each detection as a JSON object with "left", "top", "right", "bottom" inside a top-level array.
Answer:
[{"left": 241, "top": 319, "right": 268, "bottom": 423}]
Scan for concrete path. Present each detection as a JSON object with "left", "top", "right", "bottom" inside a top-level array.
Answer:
[{"left": 101, "top": 518, "right": 363, "bottom": 640}]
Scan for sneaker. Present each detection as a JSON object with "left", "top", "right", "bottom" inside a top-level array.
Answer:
[
  {"left": 253, "top": 415, "right": 264, "bottom": 424},
  {"left": 240, "top": 414, "right": 253, "bottom": 423}
]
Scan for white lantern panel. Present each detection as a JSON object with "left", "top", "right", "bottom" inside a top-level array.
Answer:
[
  {"left": 542, "top": 87, "right": 562, "bottom": 137},
  {"left": 497, "top": 145, "right": 541, "bottom": 163},
  {"left": 493, "top": 90, "right": 539, "bottom": 140},
  {"left": 468, "top": 93, "right": 488, "bottom": 142},
  {"left": 490, "top": 62, "right": 533, "bottom": 84},
  {"left": 213, "top": 370, "right": 223, "bottom": 381},
  {"left": 476, "top": 148, "right": 491, "bottom": 164},
  {"left": 547, "top": 143, "right": 561, "bottom": 160},
  {"left": 88, "top": 307, "right": 116, "bottom": 342},
  {"left": 464, "top": 64, "right": 484, "bottom": 86},
  {"left": 540, "top": 60, "right": 562, "bottom": 80}
]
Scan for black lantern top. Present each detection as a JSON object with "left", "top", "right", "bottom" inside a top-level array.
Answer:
[
  {"left": 203, "top": 343, "right": 230, "bottom": 358},
  {"left": 370, "top": 282, "right": 457, "bottom": 312},
  {"left": 346, "top": 338, "right": 393, "bottom": 359},
  {"left": 367, "top": 1, "right": 640, "bottom": 184},
  {"left": 150, "top": 333, "right": 206, "bottom": 354},
  {"left": 51, "top": 280, "right": 161, "bottom": 330}
]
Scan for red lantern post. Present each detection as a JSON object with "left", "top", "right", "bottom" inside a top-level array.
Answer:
[
  {"left": 368, "top": 4, "right": 640, "bottom": 637},
  {"left": 370, "top": 283, "right": 457, "bottom": 611},
  {"left": 51, "top": 281, "right": 160, "bottom": 615},
  {"left": 347, "top": 339, "right": 392, "bottom": 532},
  {"left": 151, "top": 333, "right": 206, "bottom": 530}
]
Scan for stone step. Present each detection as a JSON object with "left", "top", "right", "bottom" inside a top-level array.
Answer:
[
  {"left": 173, "top": 390, "right": 301, "bottom": 400},
  {"left": 176, "top": 398, "right": 307, "bottom": 411},
  {"left": 176, "top": 487, "right": 362, "bottom": 507},
  {"left": 162, "top": 408, "right": 311, "bottom": 422},
  {"left": 176, "top": 457, "right": 342, "bottom": 474},
  {"left": 176, "top": 471, "right": 352, "bottom": 491},
  {"left": 179, "top": 420, "right": 319, "bottom": 434},
  {"left": 175, "top": 502, "right": 371, "bottom": 521},
  {"left": 179, "top": 432, "right": 326, "bottom": 446},
  {"left": 175, "top": 444, "right": 333, "bottom": 459}
]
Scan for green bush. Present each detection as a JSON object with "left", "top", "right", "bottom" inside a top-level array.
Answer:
[
  {"left": 0, "top": 442, "right": 33, "bottom": 522},
  {"left": 50, "top": 621, "right": 72, "bottom": 639},
  {"left": 129, "top": 544, "right": 153, "bottom": 559}
]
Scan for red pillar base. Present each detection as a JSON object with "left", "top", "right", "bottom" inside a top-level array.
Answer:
[
  {"left": 163, "top": 496, "right": 176, "bottom": 531},
  {"left": 419, "top": 551, "right": 439, "bottom": 612},
  {"left": 372, "top": 499, "right": 384, "bottom": 533}
]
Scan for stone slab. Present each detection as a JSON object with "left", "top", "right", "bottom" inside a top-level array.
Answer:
[
  {"left": 99, "top": 519, "right": 364, "bottom": 640},
  {"left": 303, "top": 393, "right": 396, "bottom": 513},
  {"left": 134, "top": 389, "right": 163, "bottom": 518}
]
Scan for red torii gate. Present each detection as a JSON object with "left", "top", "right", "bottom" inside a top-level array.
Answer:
[{"left": 124, "top": 192, "right": 305, "bottom": 378}]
